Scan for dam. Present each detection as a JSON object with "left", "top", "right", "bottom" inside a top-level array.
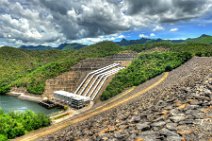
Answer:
[
  {"left": 53, "top": 63, "right": 125, "bottom": 108},
  {"left": 50, "top": 52, "right": 137, "bottom": 109}
]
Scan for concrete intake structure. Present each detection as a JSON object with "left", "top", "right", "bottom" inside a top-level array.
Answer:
[
  {"left": 53, "top": 63, "right": 124, "bottom": 108},
  {"left": 75, "top": 63, "right": 124, "bottom": 100}
]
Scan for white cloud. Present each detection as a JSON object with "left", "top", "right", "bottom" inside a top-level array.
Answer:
[
  {"left": 0, "top": 0, "right": 211, "bottom": 46},
  {"left": 70, "top": 33, "right": 124, "bottom": 45},
  {"left": 117, "top": 35, "right": 126, "bottom": 39},
  {"left": 139, "top": 34, "right": 148, "bottom": 38},
  {"left": 150, "top": 33, "right": 156, "bottom": 37},
  {"left": 170, "top": 28, "right": 179, "bottom": 32},
  {"left": 153, "top": 25, "right": 164, "bottom": 31}
]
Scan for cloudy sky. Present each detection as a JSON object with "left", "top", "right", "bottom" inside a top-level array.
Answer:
[{"left": 0, "top": 0, "right": 212, "bottom": 47}]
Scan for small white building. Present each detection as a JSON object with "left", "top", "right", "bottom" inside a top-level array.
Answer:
[{"left": 53, "top": 91, "right": 90, "bottom": 109}]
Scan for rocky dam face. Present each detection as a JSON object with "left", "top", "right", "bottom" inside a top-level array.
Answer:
[{"left": 38, "top": 57, "right": 212, "bottom": 141}]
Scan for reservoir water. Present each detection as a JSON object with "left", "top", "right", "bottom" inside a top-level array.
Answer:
[{"left": 0, "top": 95, "right": 61, "bottom": 115}]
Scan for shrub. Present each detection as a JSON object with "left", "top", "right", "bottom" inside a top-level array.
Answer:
[
  {"left": 0, "top": 134, "right": 8, "bottom": 141},
  {"left": 101, "top": 52, "right": 192, "bottom": 101},
  {"left": 165, "top": 65, "right": 173, "bottom": 71},
  {"left": 27, "top": 81, "right": 45, "bottom": 95},
  {"left": 0, "top": 85, "right": 10, "bottom": 95},
  {"left": 0, "top": 110, "right": 50, "bottom": 139}
]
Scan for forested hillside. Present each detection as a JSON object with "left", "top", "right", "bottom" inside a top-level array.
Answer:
[
  {"left": 101, "top": 51, "right": 192, "bottom": 100},
  {"left": 117, "top": 34, "right": 212, "bottom": 47},
  {"left": 0, "top": 41, "right": 121, "bottom": 95},
  {"left": 125, "top": 41, "right": 212, "bottom": 56},
  {"left": 186, "top": 34, "right": 212, "bottom": 44},
  {"left": 0, "top": 35, "right": 212, "bottom": 96}
]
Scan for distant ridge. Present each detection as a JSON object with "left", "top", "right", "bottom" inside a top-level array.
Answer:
[
  {"left": 20, "top": 43, "right": 87, "bottom": 50},
  {"left": 20, "top": 45, "right": 53, "bottom": 50},
  {"left": 57, "top": 43, "right": 86, "bottom": 50},
  {"left": 187, "top": 34, "right": 212, "bottom": 44},
  {"left": 18, "top": 34, "right": 212, "bottom": 50},
  {"left": 116, "top": 38, "right": 160, "bottom": 46},
  {"left": 116, "top": 34, "right": 212, "bottom": 46}
]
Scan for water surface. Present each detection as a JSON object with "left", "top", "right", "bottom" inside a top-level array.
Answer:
[{"left": 0, "top": 95, "right": 61, "bottom": 115}]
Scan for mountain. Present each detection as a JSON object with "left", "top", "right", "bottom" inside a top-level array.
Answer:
[
  {"left": 117, "top": 38, "right": 157, "bottom": 46},
  {"left": 20, "top": 45, "right": 54, "bottom": 50},
  {"left": 20, "top": 43, "right": 87, "bottom": 50},
  {"left": 57, "top": 43, "right": 86, "bottom": 50},
  {"left": 116, "top": 34, "right": 212, "bottom": 46},
  {"left": 18, "top": 34, "right": 212, "bottom": 51},
  {"left": 186, "top": 34, "right": 212, "bottom": 44}
]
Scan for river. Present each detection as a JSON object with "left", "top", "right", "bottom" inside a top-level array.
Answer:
[{"left": 0, "top": 95, "right": 61, "bottom": 115}]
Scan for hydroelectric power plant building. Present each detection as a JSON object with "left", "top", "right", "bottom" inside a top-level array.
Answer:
[
  {"left": 53, "top": 91, "right": 90, "bottom": 109},
  {"left": 53, "top": 63, "right": 125, "bottom": 109}
]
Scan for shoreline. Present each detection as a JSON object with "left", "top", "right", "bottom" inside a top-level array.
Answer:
[
  {"left": 6, "top": 91, "right": 68, "bottom": 119},
  {"left": 7, "top": 91, "right": 43, "bottom": 103}
]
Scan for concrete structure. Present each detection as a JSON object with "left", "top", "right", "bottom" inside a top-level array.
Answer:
[
  {"left": 53, "top": 63, "right": 124, "bottom": 108},
  {"left": 75, "top": 63, "right": 124, "bottom": 100},
  {"left": 53, "top": 91, "right": 90, "bottom": 109}
]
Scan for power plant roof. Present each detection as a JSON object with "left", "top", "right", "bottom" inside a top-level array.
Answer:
[{"left": 54, "top": 90, "right": 90, "bottom": 101}]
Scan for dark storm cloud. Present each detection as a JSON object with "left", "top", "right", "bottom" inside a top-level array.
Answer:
[
  {"left": 126, "top": 0, "right": 168, "bottom": 15},
  {"left": 0, "top": 0, "right": 211, "bottom": 46},
  {"left": 126, "top": 0, "right": 211, "bottom": 22}
]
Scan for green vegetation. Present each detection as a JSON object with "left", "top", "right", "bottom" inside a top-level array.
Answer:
[
  {"left": 187, "top": 34, "right": 212, "bottom": 44},
  {"left": 125, "top": 41, "right": 212, "bottom": 56},
  {"left": 0, "top": 41, "right": 121, "bottom": 95},
  {"left": 0, "top": 109, "right": 50, "bottom": 140},
  {"left": 124, "top": 35, "right": 212, "bottom": 56},
  {"left": 101, "top": 52, "right": 192, "bottom": 101},
  {"left": 0, "top": 35, "right": 211, "bottom": 95}
]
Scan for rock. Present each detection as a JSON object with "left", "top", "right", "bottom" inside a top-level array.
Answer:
[
  {"left": 134, "top": 137, "right": 145, "bottom": 141},
  {"left": 117, "top": 112, "right": 130, "bottom": 120},
  {"left": 185, "top": 105, "right": 200, "bottom": 110},
  {"left": 170, "top": 114, "right": 187, "bottom": 122},
  {"left": 160, "top": 128, "right": 179, "bottom": 136},
  {"left": 188, "top": 99, "right": 202, "bottom": 105},
  {"left": 177, "top": 129, "right": 193, "bottom": 136},
  {"left": 176, "top": 125, "right": 191, "bottom": 132},
  {"left": 164, "top": 105, "right": 174, "bottom": 110},
  {"left": 114, "top": 131, "right": 128, "bottom": 139},
  {"left": 202, "top": 88, "right": 211, "bottom": 94},
  {"left": 179, "top": 119, "right": 194, "bottom": 125},
  {"left": 156, "top": 100, "right": 168, "bottom": 108},
  {"left": 194, "top": 95, "right": 210, "bottom": 101},
  {"left": 165, "top": 123, "right": 177, "bottom": 131},
  {"left": 136, "top": 122, "right": 150, "bottom": 131},
  {"left": 190, "top": 110, "right": 205, "bottom": 119},
  {"left": 130, "top": 115, "right": 141, "bottom": 123},
  {"left": 166, "top": 136, "right": 182, "bottom": 141},
  {"left": 151, "top": 121, "right": 166, "bottom": 127},
  {"left": 118, "top": 125, "right": 128, "bottom": 129},
  {"left": 39, "top": 72, "right": 212, "bottom": 141},
  {"left": 177, "top": 103, "right": 189, "bottom": 110},
  {"left": 129, "top": 133, "right": 137, "bottom": 140},
  {"left": 101, "top": 136, "right": 108, "bottom": 140},
  {"left": 166, "top": 97, "right": 176, "bottom": 103},
  {"left": 170, "top": 109, "right": 180, "bottom": 116},
  {"left": 153, "top": 116, "right": 164, "bottom": 122},
  {"left": 138, "top": 131, "right": 160, "bottom": 141}
]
